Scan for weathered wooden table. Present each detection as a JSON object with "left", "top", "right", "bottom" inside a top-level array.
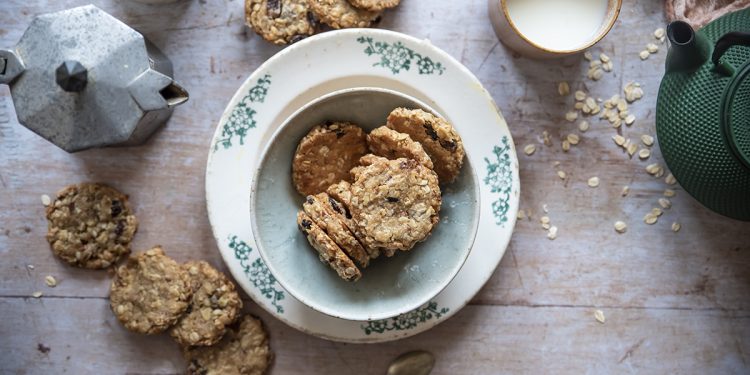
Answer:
[{"left": 1, "top": 0, "right": 749, "bottom": 374}]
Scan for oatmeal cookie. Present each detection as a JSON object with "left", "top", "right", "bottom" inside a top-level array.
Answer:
[
  {"left": 348, "top": 0, "right": 400, "bottom": 11},
  {"left": 303, "top": 193, "right": 370, "bottom": 268},
  {"left": 184, "top": 315, "right": 272, "bottom": 375},
  {"left": 110, "top": 247, "right": 192, "bottom": 334},
  {"left": 292, "top": 122, "right": 367, "bottom": 196},
  {"left": 307, "top": 0, "right": 381, "bottom": 29},
  {"left": 297, "top": 211, "right": 361, "bottom": 281},
  {"left": 45, "top": 183, "right": 137, "bottom": 269},
  {"left": 387, "top": 108, "right": 465, "bottom": 184},
  {"left": 367, "top": 126, "right": 433, "bottom": 170},
  {"left": 245, "top": 0, "right": 317, "bottom": 45},
  {"left": 349, "top": 155, "right": 441, "bottom": 252},
  {"left": 170, "top": 261, "right": 243, "bottom": 347}
]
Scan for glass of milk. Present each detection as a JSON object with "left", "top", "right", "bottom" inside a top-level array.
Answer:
[{"left": 488, "top": 0, "right": 622, "bottom": 59}]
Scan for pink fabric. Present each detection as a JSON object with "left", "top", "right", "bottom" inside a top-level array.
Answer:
[{"left": 665, "top": 0, "right": 750, "bottom": 29}]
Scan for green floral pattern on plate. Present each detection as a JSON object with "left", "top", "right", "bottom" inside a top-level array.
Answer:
[
  {"left": 214, "top": 74, "right": 272, "bottom": 151},
  {"left": 357, "top": 37, "right": 445, "bottom": 75},
  {"left": 360, "top": 301, "right": 449, "bottom": 335},
  {"left": 484, "top": 136, "right": 514, "bottom": 225},
  {"left": 228, "top": 235, "right": 285, "bottom": 313}
]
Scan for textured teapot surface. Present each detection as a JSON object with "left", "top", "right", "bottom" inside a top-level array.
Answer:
[
  {"left": 656, "top": 9, "right": 750, "bottom": 221},
  {"left": 0, "top": 5, "right": 188, "bottom": 153}
]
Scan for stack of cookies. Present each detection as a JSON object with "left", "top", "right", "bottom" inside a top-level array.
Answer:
[
  {"left": 245, "top": 0, "right": 402, "bottom": 45},
  {"left": 109, "top": 247, "right": 272, "bottom": 374},
  {"left": 292, "top": 108, "right": 465, "bottom": 281},
  {"left": 44, "top": 183, "right": 273, "bottom": 374}
]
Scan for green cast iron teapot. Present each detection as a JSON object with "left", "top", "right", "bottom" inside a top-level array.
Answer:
[{"left": 657, "top": 9, "right": 750, "bottom": 221}]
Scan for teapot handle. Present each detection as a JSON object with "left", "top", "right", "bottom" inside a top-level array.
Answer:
[{"left": 712, "top": 32, "right": 750, "bottom": 76}]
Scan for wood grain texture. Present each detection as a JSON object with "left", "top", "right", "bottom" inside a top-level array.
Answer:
[{"left": 0, "top": 0, "right": 749, "bottom": 373}]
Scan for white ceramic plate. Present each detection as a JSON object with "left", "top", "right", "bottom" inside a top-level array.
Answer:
[{"left": 205, "top": 29, "right": 520, "bottom": 343}]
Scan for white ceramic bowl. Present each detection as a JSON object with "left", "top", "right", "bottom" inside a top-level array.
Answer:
[{"left": 250, "top": 87, "right": 479, "bottom": 321}]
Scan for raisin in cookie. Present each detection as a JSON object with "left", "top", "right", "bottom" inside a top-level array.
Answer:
[
  {"left": 303, "top": 193, "right": 370, "bottom": 268},
  {"left": 110, "top": 247, "right": 192, "bottom": 334},
  {"left": 348, "top": 0, "right": 400, "bottom": 11},
  {"left": 367, "top": 126, "right": 433, "bottom": 170},
  {"left": 170, "top": 261, "right": 243, "bottom": 347},
  {"left": 297, "top": 211, "right": 361, "bottom": 281},
  {"left": 292, "top": 122, "right": 367, "bottom": 196},
  {"left": 45, "top": 183, "right": 137, "bottom": 269},
  {"left": 387, "top": 108, "right": 465, "bottom": 184},
  {"left": 307, "top": 0, "right": 381, "bottom": 29},
  {"left": 245, "top": 0, "right": 317, "bottom": 45},
  {"left": 349, "top": 155, "right": 441, "bottom": 252},
  {"left": 184, "top": 315, "right": 272, "bottom": 375}
]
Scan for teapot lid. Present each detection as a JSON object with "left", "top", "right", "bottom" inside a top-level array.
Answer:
[{"left": 0, "top": 5, "right": 187, "bottom": 152}]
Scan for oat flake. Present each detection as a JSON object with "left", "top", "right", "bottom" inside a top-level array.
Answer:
[
  {"left": 614, "top": 221, "right": 627, "bottom": 234},
  {"left": 524, "top": 144, "right": 536, "bottom": 156},
  {"left": 594, "top": 309, "right": 606, "bottom": 323},
  {"left": 587, "top": 177, "right": 600, "bottom": 188}
]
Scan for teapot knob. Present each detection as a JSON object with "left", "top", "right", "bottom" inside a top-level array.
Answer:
[{"left": 55, "top": 60, "right": 87, "bottom": 92}]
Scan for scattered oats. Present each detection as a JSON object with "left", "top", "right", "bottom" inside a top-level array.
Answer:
[
  {"left": 625, "top": 114, "right": 636, "bottom": 126},
  {"left": 594, "top": 309, "right": 606, "bottom": 324},
  {"left": 543, "top": 130, "right": 552, "bottom": 146},
  {"left": 575, "top": 90, "right": 587, "bottom": 101},
  {"left": 644, "top": 213, "right": 658, "bottom": 225},
  {"left": 547, "top": 225, "right": 558, "bottom": 240},
  {"left": 639, "top": 50, "right": 650, "bottom": 60},
  {"left": 540, "top": 216, "right": 551, "bottom": 225},
  {"left": 557, "top": 170, "right": 567, "bottom": 180},
  {"left": 27, "top": 264, "right": 35, "bottom": 270},
  {"left": 651, "top": 207, "right": 664, "bottom": 217},
  {"left": 590, "top": 60, "right": 603, "bottom": 68},
  {"left": 578, "top": 121, "right": 590, "bottom": 132},
  {"left": 613, "top": 134, "right": 626, "bottom": 146},
  {"left": 567, "top": 133, "right": 580, "bottom": 145},
  {"left": 614, "top": 221, "right": 627, "bottom": 233},
  {"left": 664, "top": 189, "right": 676, "bottom": 197},
  {"left": 558, "top": 81, "right": 570, "bottom": 96},
  {"left": 665, "top": 173, "right": 677, "bottom": 185},
  {"left": 587, "top": 176, "right": 600, "bottom": 188},
  {"left": 41, "top": 194, "right": 51, "bottom": 206},
  {"left": 621, "top": 185, "right": 630, "bottom": 197},
  {"left": 617, "top": 99, "right": 628, "bottom": 112},
  {"left": 619, "top": 110, "right": 629, "bottom": 120},
  {"left": 517, "top": 210, "right": 526, "bottom": 220},
  {"left": 659, "top": 198, "right": 672, "bottom": 209},
  {"left": 543, "top": 204, "right": 549, "bottom": 213},
  {"left": 641, "top": 134, "right": 654, "bottom": 147},
  {"left": 646, "top": 163, "right": 663, "bottom": 176},
  {"left": 584, "top": 51, "right": 593, "bottom": 61},
  {"left": 659, "top": 36, "right": 666, "bottom": 43},
  {"left": 646, "top": 43, "right": 659, "bottom": 54},
  {"left": 623, "top": 138, "right": 631, "bottom": 149},
  {"left": 602, "top": 61, "right": 614, "bottom": 72},
  {"left": 542, "top": 223, "right": 550, "bottom": 230},
  {"left": 45, "top": 275, "right": 57, "bottom": 288},
  {"left": 592, "top": 68, "right": 604, "bottom": 81},
  {"left": 553, "top": 161, "right": 561, "bottom": 167},
  {"left": 627, "top": 143, "right": 638, "bottom": 157},
  {"left": 654, "top": 27, "right": 666, "bottom": 39},
  {"left": 624, "top": 82, "right": 644, "bottom": 103},
  {"left": 31, "top": 291, "right": 43, "bottom": 298},
  {"left": 672, "top": 222, "right": 681, "bottom": 232},
  {"left": 574, "top": 101, "right": 585, "bottom": 110},
  {"left": 612, "top": 117, "right": 622, "bottom": 129},
  {"left": 585, "top": 97, "right": 597, "bottom": 109},
  {"left": 524, "top": 144, "right": 537, "bottom": 156},
  {"left": 639, "top": 148, "right": 651, "bottom": 160},
  {"left": 562, "top": 140, "right": 571, "bottom": 152},
  {"left": 565, "top": 111, "right": 578, "bottom": 122},
  {"left": 599, "top": 53, "right": 611, "bottom": 63}
]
